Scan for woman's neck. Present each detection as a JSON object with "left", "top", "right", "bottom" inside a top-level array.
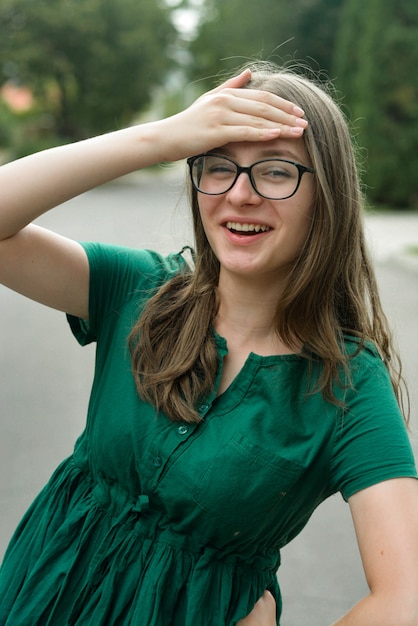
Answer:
[{"left": 215, "top": 270, "right": 289, "bottom": 352}]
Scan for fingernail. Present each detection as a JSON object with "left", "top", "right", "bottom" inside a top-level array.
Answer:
[
  {"left": 293, "top": 105, "right": 305, "bottom": 116},
  {"left": 290, "top": 126, "right": 304, "bottom": 135},
  {"left": 295, "top": 117, "right": 308, "bottom": 127}
]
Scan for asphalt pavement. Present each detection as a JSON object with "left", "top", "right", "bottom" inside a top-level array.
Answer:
[{"left": 0, "top": 168, "right": 417, "bottom": 625}]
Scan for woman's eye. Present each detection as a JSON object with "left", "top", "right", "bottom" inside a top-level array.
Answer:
[
  {"left": 265, "top": 168, "right": 289, "bottom": 178},
  {"left": 207, "top": 165, "right": 235, "bottom": 175}
]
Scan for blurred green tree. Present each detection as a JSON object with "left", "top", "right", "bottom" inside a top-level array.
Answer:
[
  {"left": 335, "top": 0, "right": 418, "bottom": 207},
  {"left": 0, "top": 0, "right": 177, "bottom": 139},
  {"left": 187, "top": 0, "right": 344, "bottom": 87}
]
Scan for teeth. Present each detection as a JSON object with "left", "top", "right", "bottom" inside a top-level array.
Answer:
[{"left": 226, "top": 222, "right": 270, "bottom": 233}]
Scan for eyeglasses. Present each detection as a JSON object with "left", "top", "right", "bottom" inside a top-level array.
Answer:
[{"left": 187, "top": 154, "right": 315, "bottom": 200}]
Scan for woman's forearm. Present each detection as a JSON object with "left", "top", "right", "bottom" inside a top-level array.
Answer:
[{"left": 0, "top": 123, "right": 167, "bottom": 240}]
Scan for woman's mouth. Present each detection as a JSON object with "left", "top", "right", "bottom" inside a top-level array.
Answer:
[{"left": 225, "top": 221, "right": 271, "bottom": 235}]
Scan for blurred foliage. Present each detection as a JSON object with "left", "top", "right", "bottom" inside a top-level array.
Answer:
[
  {"left": 0, "top": 0, "right": 177, "bottom": 141},
  {"left": 334, "top": 0, "right": 418, "bottom": 207},
  {"left": 1, "top": 0, "right": 417, "bottom": 207},
  {"left": 0, "top": 100, "right": 16, "bottom": 147},
  {"left": 186, "top": 0, "right": 345, "bottom": 87}
]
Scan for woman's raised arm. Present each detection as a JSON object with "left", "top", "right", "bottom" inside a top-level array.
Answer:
[{"left": 0, "top": 69, "right": 306, "bottom": 317}]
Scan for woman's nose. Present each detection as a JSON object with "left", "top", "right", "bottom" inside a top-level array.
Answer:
[{"left": 225, "top": 172, "right": 262, "bottom": 204}]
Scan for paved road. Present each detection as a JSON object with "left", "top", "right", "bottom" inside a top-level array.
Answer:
[{"left": 1, "top": 170, "right": 417, "bottom": 625}]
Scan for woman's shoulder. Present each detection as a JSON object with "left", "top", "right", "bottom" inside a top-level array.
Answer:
[
  {"left": 343, "top": 334, "right": 397, "bottom": 389},
  {"left": 80, "top": 242, "right": 193, "bottom": 289},
  {"left": 341, "top": 334, "right": 383, "bottom": 367},
  {"left": 82, "top": 241, "right": 189, "bottom": 271},
  {"left": 341, "top": 333, "right": 378, "bottom": 353}
]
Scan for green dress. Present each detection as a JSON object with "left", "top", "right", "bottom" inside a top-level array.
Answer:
[{"left": 0, "top": 243, "right": 416, "bottom": 626}]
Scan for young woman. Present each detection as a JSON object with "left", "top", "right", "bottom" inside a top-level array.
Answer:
[{"left": 0, "top": 63, "right": 417, "bottom": 626}]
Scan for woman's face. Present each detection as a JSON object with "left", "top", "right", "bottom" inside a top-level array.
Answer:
[{"left": 197, "top": 136, "right": 315, "bottom": 287}]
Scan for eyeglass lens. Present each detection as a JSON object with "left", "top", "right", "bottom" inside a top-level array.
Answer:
[{"left": 191, "top": 155, "right": 302, "bottom": 200}]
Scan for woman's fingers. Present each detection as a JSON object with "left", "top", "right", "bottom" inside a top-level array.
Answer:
[
  {"left": 195, "top": 87, "right": 307, "bottom": 144},
  {"left": 214, "top": 89, "right": 307, "bottom": 132},
  {"left": 211, "top": 70, "right": 305, "bottom": 118},
  {"left": 210, "top": 68, "right": 253, "bottom": 92}
]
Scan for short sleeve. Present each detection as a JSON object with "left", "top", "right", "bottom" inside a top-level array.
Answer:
[
  {"left": 329, "top": 344, "right": 417, "bottom": 501},
  {"left": 66, "top": 242, "right": 189, "bottom": 346}
]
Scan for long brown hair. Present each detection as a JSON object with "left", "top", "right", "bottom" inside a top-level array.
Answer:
[{"left": 129, "top": 62, "right": 408, "bottom": 424}]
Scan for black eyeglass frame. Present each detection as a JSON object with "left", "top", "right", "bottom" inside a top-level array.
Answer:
[{"left": 187, "top": 153, "right": 315, "bottom": 200}]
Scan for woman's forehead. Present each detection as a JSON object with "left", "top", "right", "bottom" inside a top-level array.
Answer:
[{"left": 211, "top": 137, "right": 310, "bottom": 164}]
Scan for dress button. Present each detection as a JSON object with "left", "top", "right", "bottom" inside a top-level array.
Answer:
[
  {"left": 178, "top": 425, "right": 189, "bottom": 435},
  {"left": 199, "top": 403, "right": 209, "bottom": 413},
  {"left": 152, "top": 456, "right": 162, "bottom": 467}
]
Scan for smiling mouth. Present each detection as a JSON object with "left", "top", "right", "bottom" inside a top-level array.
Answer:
[{"left": 225, "top": 221, "right": 271, "bottom": 234}]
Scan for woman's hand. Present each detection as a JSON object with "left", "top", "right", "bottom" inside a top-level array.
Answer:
[
  {"left": 156, "top": 69, "right": 307, "bottom": 162},
  {"left": 236, "top": 590, "right": 277, "bottom": 626}
]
